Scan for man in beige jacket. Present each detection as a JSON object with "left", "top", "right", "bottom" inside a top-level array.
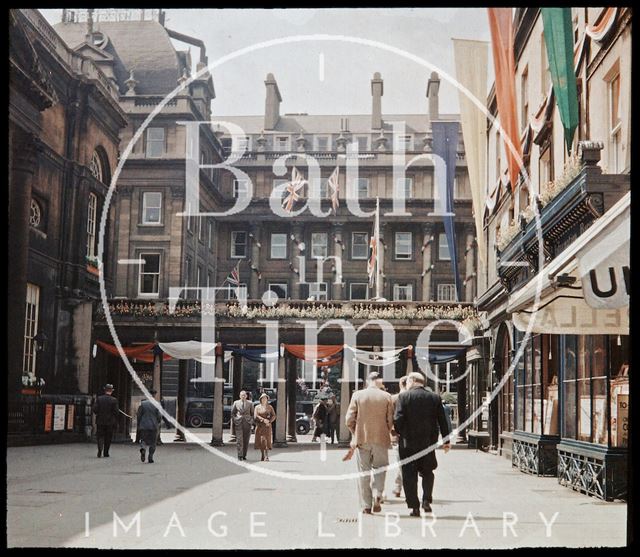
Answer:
[{"left": 345, "top": 371, "right": 394, "bottom": 514}]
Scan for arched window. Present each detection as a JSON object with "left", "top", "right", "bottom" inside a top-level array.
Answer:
[
  {"left": 29, "top": 199, "right": 42, "bottom": 229},
  {"left": 90, "top": 151, "right": 103, "bottom": 182},
  {"left": 89, "top": 147, "right": 111, "bottom": 185}
]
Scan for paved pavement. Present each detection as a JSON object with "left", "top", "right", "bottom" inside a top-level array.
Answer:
[{"left": 7, "top": 434, "right": 627, "bottom": 549}]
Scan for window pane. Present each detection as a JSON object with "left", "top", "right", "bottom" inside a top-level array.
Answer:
[
  {"left": 271, "top": 233, "right": 287, "bottom": 259},
  {"left": 350, "top": 283, "right": 368, "bottom": 300},
  {"left": 357, "top": 137, "right": 368, "bottom": 151},
  {"left": 352, "top": 233, "right": 368, "bottom": 259},
  {"left": 269, "top": 283, "right": 287, "bottom": 299},
  {"left": 395, "top": 232, "right": 412, "bottom": 259},
  {"left": 231, "top": 232, "right": 246, "bottom": 258},
  {"left": 577, "top": 336, "right": 591, "bottom": 442},
  {"left": 311, "top": 233, "right": 327, "bottom": 258},
  {"left": 438, "top": 233, "right": 451, "bottom": 260}
]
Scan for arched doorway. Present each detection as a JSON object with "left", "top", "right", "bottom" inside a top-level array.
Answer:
[{"left": 493, "top": 323, "right": 514, "bottom": 457}]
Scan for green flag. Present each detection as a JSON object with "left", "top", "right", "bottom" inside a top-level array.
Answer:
[{"left": 542, "top": 8, "right": 580, "bottom": 152}]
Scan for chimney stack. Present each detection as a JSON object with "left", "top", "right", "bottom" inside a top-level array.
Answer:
[
  {"left": 371, "top": 72, "right": 383, "bottom": 130},
  {"left": 264, "top": 73, "right": 282, "bottom": 131},
  {"left": 427, "top": 71, "right": 440, "bottom": 120}
]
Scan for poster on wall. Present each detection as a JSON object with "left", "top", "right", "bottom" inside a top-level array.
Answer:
[
  {"left": 617, "top": 395, "right": 629, "bottom": 447},
  {"left": 66, "top": 404, "right": 75, "bottom": 431},
  {"left": 44, "top": 404, "right": 53, "bottom": 432},
  {"left": 53, "top": 405, "right": 66, "bottom": 431}
]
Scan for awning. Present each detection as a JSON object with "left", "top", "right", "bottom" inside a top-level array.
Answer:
[{"left": 508, "top": 192, "right": 629, "bottom": 335}]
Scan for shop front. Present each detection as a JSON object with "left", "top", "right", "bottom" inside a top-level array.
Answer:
[{"left": 508, "top": 192, "right": 629, "bottom": 500}]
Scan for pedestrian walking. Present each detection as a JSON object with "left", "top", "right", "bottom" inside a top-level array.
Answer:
[
  {"left": 311, "top": 396, "right": 328, "bottom": 442},
  {"left": 254, "top": 393, "right": 276, "bottom": 461},
  {"left": 231, "top": 390, "right": 254, "bottom": 460},
  {"left": 325, "top": 394, "right": 339, "bottom": 444},
  {"left": 137, "top": 390, "right": 162, "bottom": 463},
  {"left": 390, "top": 375, "right": 409, "bottom": 498},
  {"left": 393, "top": 372, "right": 451, "bottom": 517},
  {"left": 345, "top": 371, "right": 393, "bottom": 515},
  {"left": 92, "top": 383, "right": 119, "bottom": 458}
]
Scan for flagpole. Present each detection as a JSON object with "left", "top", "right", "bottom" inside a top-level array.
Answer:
[{"left": 375, "top": 197, "right": 381, "bottom": 300}]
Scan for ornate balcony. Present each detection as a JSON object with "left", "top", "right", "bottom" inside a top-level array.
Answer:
[{"left": 497, "top": 142, "right": 629, "bottom": 293}]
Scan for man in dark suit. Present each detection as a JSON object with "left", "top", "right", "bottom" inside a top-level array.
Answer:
[
  {"left": 137, "top": 389, "right": 162, "bottom": 463},
  {"left": 92, "top": 383, "right": 119, "bottom": 458},
  {"left": 231, "top": 390, "right": 254, "bottom": 461},
  {"left": 393, "top": 372, "right": 451, "bottom": 516}
]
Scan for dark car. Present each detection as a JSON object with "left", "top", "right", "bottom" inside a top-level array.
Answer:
[
  {"left": 296, "top": 413, "right": 311, "bottom": 435},
  {"left": 186, "top": 395, "right": 233, "bottom": 428}
]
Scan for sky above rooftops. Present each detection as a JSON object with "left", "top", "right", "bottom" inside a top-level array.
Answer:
[{"left": 41, "top": 8, "right": 492, "bottom": 117}]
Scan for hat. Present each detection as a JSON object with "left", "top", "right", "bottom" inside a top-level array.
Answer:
[
  {"left": 104, "top": 383, "right": 114, "bottom": 391},
  {"left": 367, "top": 371, "right": 381, "bottom": 382},
  {"left": 259, "top": 392, "right": 269, "bottom": 401}
]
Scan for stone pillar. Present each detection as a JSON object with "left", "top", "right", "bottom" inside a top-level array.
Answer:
[
  {"left": 210, "top": 343, "right": 224, "bottom": 446},
  {"left": 174, "top": 359, "right": 188, "bottom": 441},
  {"left": 332, "top": 224, "right": 344, "bottom": 301},
  {"left": 456, "top": 353, "right": 468, "bottom": 443},
  {"left": 274, "top": 346, "right": 288, "bottom": 446},
  {"left": 152, "top": 335, "right": 161, "bottom": 402},
  {"left": 338, "top": 353, "right": 352, "bottom": 446},
  {"left": 286, "top": 355, "right": 298, "bottom": 442},
  {"left": 464, "top": 224, "right": 476, "bottom": 302},
  {"left": 229, "top": 352, "right": 243, "bottom": 443},
  {"left": 249, "top": 224, "right": 261, "bottom": 299},
  {"left": 421, "top": 223, "right": 434, "bottom": 301},
  {"left": 291, "top": 224, "right": 303, "bottom": 300},
  {"left": 8, "top": 131, "right": 37, "bottom": 394}
]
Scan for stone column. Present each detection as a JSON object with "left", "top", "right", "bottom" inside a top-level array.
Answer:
[
  {"left": 464, "top": 224, "right": 476, "bottom": 302},
  {"left": 274, "top": 346, "right": 288, "bottom": 446},
  {"left": 286, "top": 355, "right": 298, "bottom": 442},
  {"left": 291, "top": 224, "right": 303, "bottom": 300},
  {"left": 210, "top": 343, "right": 224, "bottom": 446},
  {"left": 152, "top": 334, "right": 161, "bottom": 402},
  {"left": 229, "top": 351, "right": 243, "bottom": 443},
  {"left": 8, "top": 131, "right": 37, "bottom": 394},
  {"left": 249, "top": 224, "right": 261, "bottom": 299},
  {"left": 421, "top": 223, "right": 434, "bottom": 301},
  {"left": 332, "top": 224, "right": 344, "bottom": 301},
  {"left": 338, "top": 353, "right": 352, "bottom": 446},
  {"left": 174, "top": 359, "right": 189, "bottom": 441}
]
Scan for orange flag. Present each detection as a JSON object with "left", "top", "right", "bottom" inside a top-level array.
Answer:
[{"left": 488, "top": 8, "right": 523, "bottom": 191}]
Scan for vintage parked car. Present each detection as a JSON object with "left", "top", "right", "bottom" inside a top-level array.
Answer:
[{"left": 185, "top": 395, "right": 233, "bottom": 428}]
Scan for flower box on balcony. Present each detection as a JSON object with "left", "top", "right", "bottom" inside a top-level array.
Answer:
[{"left": 21, "top": 388, "right": 40, "bottom": 396}]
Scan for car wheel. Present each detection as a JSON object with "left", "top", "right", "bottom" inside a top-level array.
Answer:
[
  {"left": 297, "top": 423, "right": 310, "bottom": 435},
  {"left": 188, "top": 415, "right": 203, "bottom": 428}
]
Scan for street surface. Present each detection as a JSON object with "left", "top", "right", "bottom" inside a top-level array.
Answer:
[{"left": 7, "top": 433, "right": 627, "bottom": 549}]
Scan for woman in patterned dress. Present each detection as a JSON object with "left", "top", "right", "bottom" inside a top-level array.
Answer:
[{"left": 254, "top": 393, "right": 276, "bottom": 461}]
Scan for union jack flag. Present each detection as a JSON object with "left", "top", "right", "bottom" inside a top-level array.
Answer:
[
  {"left": 282, "top": 167, "right": 306, "bottom": 213},
  {"left": 224, "top": 262, "right": 240, "bottom": 286},
  {"left": 327, "top": 166, "right": 340, "bottom": 215}
]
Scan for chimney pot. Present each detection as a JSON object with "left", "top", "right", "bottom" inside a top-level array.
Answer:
[
  {"left": 264, "top": 73, "right": 282, "bottom": 130},
  {"left": 427, "top": 72, "right": 440, "bottom": 120},
  {"left": 371, "top": 73, "right": 384, "bottom": 130}
]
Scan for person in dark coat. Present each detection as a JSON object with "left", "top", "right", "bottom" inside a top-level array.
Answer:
[
  {"left": 325, "top": 394, "right": 339, "bottom": 444},
  {"left": 92, "top": 384, "right": 119, "bottom": 458},
  {"left": 393, "top": 372, "right": 451, "bottom": 517},
  {"left": 311, "top": 397, "right": 328, "bottom": 441},
  {"left": 137, "top": 390, "right": 162, "bottom": 463}
]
